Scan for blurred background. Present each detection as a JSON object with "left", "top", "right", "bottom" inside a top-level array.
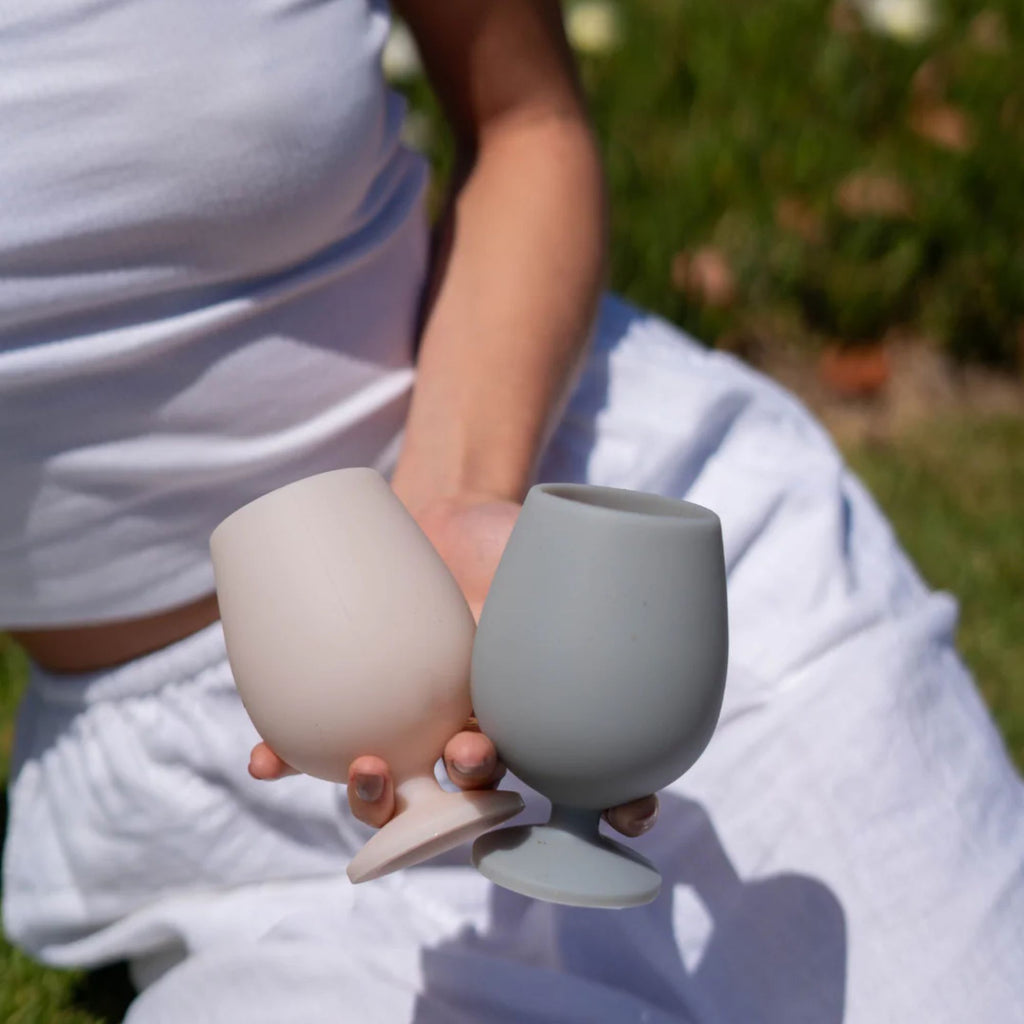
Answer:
[{"left": 1, "top": 1, "right": 1021, "bottom": 1018}]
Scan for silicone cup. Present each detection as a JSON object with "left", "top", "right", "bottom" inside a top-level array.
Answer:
[
  {"left": 470, "top": 483, "right": 728, "bottom": 908},
  {"left": 210, "top": 468, "right": 523, "bottom": 884}
]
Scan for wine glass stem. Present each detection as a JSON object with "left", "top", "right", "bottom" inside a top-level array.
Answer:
[
  {"left": 547, "top": 804, "right": 602, "bottom": 840},
  {"left": 393, "top": 771, "right": 442, "bottom": 815}
]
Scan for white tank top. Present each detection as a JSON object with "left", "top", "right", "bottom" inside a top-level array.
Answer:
[{"left": 0, "top": 0, "right": 428, "bottom": 627}]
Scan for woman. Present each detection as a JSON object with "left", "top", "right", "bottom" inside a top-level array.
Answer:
[{"left": 2, "top": 2, "right": 1022, "bottom": 1021}]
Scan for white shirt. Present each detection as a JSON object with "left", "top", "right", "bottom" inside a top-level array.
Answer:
[{"left": 0, "top": 0, "right": 428, "bottom": 626}]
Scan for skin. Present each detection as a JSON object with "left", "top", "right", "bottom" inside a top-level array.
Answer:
[{"left": 250, "top": 0, "right": 658, "bottom": 839}]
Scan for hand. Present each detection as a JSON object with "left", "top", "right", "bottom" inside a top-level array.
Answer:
[
  {"left": 248, "top": 492, "right": 660, "bottom": 838},
  {"left": 249, "top": 738, "right": 659, "bottom": 836}
]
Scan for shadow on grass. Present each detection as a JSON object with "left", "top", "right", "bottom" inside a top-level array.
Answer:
[{"left": 1, "top": 788, "right": 136, "bottom": 1023}]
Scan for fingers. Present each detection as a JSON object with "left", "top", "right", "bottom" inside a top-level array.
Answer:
[
  {"left": 603, "top": 794, "right": 659, "bottom": 838},
  {"left": 252, "top": 727, "right": 503, "bottom": 829},
  {"left": 255, "top": 732, "right": 654, "bottom": 841},
  {"left": 348, "top": 729, "right": 500, "bottom": 829},
  {"left": 444, "top": 727, "right": 505, "bottom": 790},
  {"left": 248, "top": 742, "right": 298, "bottom": 780},
  {"left": 347, "top": 755, "right": 395, "bottom": 828}
]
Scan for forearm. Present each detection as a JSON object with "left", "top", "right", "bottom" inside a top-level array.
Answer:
[{"left": 391, "top": 113, "right": 606, "bottom": 512}]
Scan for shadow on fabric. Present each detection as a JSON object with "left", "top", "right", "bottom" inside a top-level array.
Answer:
[{"left": 411, "top": 793, "right": 846, "bottom": 1024}]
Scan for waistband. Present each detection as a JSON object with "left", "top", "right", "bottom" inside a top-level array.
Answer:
[{"left": 27, "top": 620, "right": 230, "bottom": 708}]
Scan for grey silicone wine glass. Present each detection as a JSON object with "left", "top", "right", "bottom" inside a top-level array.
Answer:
[{"left": 470, "top": 483, "right": 728, "bottom": 908}]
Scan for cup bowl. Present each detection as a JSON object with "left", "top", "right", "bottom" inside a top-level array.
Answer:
[
  {"left": 211, "top": 468, "right": 475, "bottom": 782},
  {"left": 472, "top": 484, "right": 727, "bottom": 808}
]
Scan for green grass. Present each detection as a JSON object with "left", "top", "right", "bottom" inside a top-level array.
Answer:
[
  {"left": 597, "top": 0, "right": 1024, "bottom": 364},
  {"left": 0, "top": 950, "right": 126, "bottom": 1024}
]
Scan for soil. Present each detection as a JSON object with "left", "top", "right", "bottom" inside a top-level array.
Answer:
[{"left": 753, "top": 336, "right": 1024, "bottom": 446}]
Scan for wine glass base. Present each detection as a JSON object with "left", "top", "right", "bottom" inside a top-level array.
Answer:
[
  {"left": 347, "top": 788, "right": 524, "bottom": 884},
  {"left": 472, "top": 823, "right": 662, "bottom": 908}
]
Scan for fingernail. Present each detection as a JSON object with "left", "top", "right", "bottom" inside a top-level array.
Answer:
[
  {"left": 353, "top": 773, "right": 384, "bottom": 802},
  {"left": 451, "top": 759, "right": 488, "bottom": 778},
  {"left": 632, "top": 807, "right": 659, "bottom": 834}
]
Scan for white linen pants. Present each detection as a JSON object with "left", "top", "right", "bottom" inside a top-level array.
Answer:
[{"left": 4, "top": 297, "right": 1023, "bottom": 1023}]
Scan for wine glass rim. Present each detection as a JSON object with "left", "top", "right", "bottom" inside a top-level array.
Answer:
[
  {"left": 534, "top": 483, "right": 719, "bottom": 524},
  {"left": 210, "top": 466, "right": 384, "bottom": 546}
]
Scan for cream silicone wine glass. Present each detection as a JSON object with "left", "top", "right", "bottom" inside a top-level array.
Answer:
[
  {"left": 470, "top": 483, "right": 728, "bottom": 908},
  {"left": 210, "top": 468, "right": 523, "bottom": 883}
]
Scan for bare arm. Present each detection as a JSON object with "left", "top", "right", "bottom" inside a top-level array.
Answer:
[{"left": 389, "top": 0, "right": 606, "bottom": 515}]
